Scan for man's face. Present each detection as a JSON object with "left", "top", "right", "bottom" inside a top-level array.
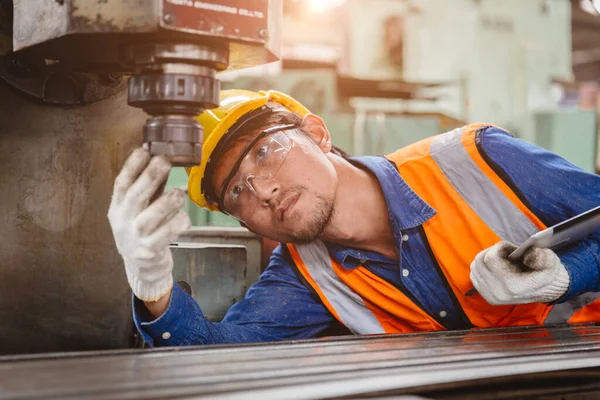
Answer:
[{"left": 211, "top": 126, "right": 338, "bottom": 243}]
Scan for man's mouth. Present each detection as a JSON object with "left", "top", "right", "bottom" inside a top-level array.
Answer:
[{"left": 275, "top": 192, "right": 301, "bottom": 223}]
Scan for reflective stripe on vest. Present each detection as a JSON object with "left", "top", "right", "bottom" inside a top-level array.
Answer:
[
  {"left": 545, "top": 293, "right": 600, "bottom": 324},
  {"left": 429, "top": 127, "right": 539, "bottom": 244},
  {"left": 293, "top": 241, "right": 385, "bottom": 334}
]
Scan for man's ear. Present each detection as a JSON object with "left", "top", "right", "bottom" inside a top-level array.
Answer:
[{"left": 300, "top": 114, "right": 332, "bottom": 153}]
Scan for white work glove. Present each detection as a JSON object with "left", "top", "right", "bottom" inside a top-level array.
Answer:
[
  {"left": 108, "top": 148, "right": 191, "bottom": 302},
  {"left": 470, "top": 241, "right": 570, "bottom": 305}
]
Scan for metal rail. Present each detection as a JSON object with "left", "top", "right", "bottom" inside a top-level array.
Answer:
[{"left": 1, "top": 324, "right": 600, "bottom": 399}]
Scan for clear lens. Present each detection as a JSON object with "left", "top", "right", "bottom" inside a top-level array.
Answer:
[{"left": 222, "top": 130, "right": 295, "bottom": 223}]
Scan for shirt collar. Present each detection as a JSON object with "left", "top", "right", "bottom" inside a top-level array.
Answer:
[
  {"left": 325, "top": 155, "right": 436, "bottom": 266},
  {"left": 352, "top": 156, "right": 436, "bottom": 230}
]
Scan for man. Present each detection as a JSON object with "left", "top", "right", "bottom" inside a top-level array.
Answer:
[{"left": 108, "top": 90, "right": 600, "bottom": 346}]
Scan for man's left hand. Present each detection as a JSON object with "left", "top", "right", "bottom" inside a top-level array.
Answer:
[{"left": 470, "top": 241, "right": 570, "bottom": 305}]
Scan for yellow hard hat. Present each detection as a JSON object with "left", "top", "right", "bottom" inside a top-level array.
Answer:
[{"left": 186, "top": 89, "right": 311, "bottom": 211}]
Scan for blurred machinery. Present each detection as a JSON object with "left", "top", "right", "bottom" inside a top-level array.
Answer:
[
  {"left": 222, "top": 69, "right": 456, "bottom": 154},
  {"left": 250, "top": 0, "right": 593, "bottom": 168},
  {"left": 0, "top": 0, "right": 281, "bottom": 354},
  {"left": 533, "top": 109, "right": 597, "bottom": 173},
  {"left": 339, "top": 0, "right": 575, "bottom": 144},
  {"left": 172, "top": 227, "right": 263, "bottom": 321}
]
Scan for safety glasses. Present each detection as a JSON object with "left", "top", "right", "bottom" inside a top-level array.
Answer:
[{"left": 218, "top": 124, "right": 299, "bottom": 223}]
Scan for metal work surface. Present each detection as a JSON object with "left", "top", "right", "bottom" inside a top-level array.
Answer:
[{"left": 1, "top": 324, "right": 600, "bottom": 399}]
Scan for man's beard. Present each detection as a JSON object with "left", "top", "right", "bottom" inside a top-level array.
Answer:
[{"left": 288, "top": 187, "right": 335, "bottom": 244}]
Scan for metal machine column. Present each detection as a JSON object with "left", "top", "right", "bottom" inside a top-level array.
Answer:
[{"left": 0, "top": 0, "right": 281, "bottom": 355}]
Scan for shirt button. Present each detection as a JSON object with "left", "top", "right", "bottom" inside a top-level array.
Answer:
[
  {"left": 402, "top": 234, "right": 409, "bottom": 242},
  {"left": 162, "top": 332, "right": 171, "bottom": 340},
  {"left": 439, "top": 311, "right": 447, "bottom": 318},
  {"left": 402, "top": 269, "right": 410, "bottom": 277}
]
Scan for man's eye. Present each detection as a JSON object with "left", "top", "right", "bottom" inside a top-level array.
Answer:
[
  {"left": 256, "top": 144, "right": 268, "bottom": 161},
  {"left": 232, "top": 185, "right": 244, "bottom": 197}
]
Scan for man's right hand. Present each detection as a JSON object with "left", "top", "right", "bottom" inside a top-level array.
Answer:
[{"left": 108, "top": 148, "right": 191, "bottom": 306}]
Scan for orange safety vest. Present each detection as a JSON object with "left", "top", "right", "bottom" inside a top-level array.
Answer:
[{"left": 287, "top": 123, "right": 600, "bottom": 334}]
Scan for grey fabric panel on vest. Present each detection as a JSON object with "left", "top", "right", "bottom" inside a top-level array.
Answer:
[
  {"left": 429, "top": 127, "right": 539, "bottom": 244},
  {"left": 294, "top": 241, "right": 386, "bottom": 335},
  {"left": 545, "top": 292, "right": 600, "bottom": 324}
]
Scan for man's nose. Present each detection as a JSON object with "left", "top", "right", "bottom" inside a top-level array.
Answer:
[{"left": 250, "top": 177, "right": 279, "bottom": 205}]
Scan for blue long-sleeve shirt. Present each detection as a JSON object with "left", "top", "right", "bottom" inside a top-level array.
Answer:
[{"left": 134, "top": 126, "right": 600, "bottom": 346}]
